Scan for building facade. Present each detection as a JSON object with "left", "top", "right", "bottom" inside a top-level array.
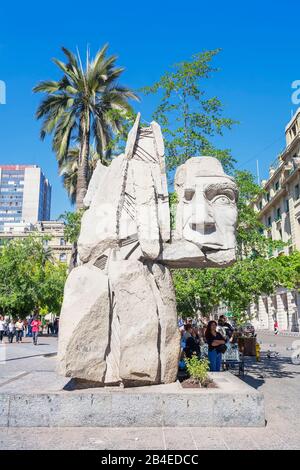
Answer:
[
  {"left": 0, "top": 220, "right": 72, "bottom": 265},
  {"left": 253, "top": 109, "right": 300, "bottom": 332},
  {"left": 0, "top": 165, "right": 51, "bottom": 231}
]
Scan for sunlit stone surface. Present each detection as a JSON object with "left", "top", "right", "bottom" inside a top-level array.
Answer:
[{"left": 57, "top": 114, "right": 238, "bottom": 386}]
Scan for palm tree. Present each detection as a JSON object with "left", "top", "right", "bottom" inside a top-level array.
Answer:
[
  {"left": 59, "top": 145, "right": 103, "bottom": 205},
  {"left": 33, "top": 44, "right": 139, "bottom": 209}
]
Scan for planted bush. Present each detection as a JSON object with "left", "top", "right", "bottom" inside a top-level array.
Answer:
[{"left": 184, "top": 355, "right": 210, "bottom": 385}]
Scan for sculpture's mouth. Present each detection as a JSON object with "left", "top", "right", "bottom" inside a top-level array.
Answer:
[
  {"left": 191, "top": 223, "right": 216, "bottom": 235},
  {"left": 201, "top": 245, "right": 228, "bottom": 254}
]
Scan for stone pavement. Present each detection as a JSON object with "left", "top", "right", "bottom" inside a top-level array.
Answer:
[{"left": 0, "top": 331, "right": 299, "bottom": 450}]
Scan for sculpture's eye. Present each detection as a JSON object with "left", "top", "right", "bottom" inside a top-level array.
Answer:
[
  {"left": 212, "top": 195, "right": 231, "bottom": 205},
  {"left": 184, "top": 189, "right": 195, "bottom": 201}
]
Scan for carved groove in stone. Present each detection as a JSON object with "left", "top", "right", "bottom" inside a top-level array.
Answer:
[{"left": 94, "top": 255, "right": 108, "bottom": 271}]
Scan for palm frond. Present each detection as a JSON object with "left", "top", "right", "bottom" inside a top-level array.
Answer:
[{"left": 34, "top": 43, "right": 139, "bottom": 208}]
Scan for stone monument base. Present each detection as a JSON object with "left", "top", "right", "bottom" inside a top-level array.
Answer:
[{"left": 0, "top": 372, "right": 265, "bottom": 427}]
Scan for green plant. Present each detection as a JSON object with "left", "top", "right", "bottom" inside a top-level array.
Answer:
[
  {"left": 184, "top": 355, "right": 210, "bottom": 385},
  {"left": 142, "top": 49, "right": 237, "bottom": 172},
  {"left": 169, "top": 191, "right": 179, "bottom": 230}
]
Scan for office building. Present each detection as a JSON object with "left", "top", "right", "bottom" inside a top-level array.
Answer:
[{"left": 0, "top": 165, "right": 51, "bottom": 231}]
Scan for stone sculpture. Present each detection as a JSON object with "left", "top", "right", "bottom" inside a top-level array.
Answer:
[{"left": 57, "top": 113, "right": 238, "bottom": 386}]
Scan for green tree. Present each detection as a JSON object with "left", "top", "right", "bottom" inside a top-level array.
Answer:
[
  {"left": 34, "top": 44, "right": 139, "bottom": 209},
  {"left": 173, "top": 268, "right": 223, "bottom": 319},
  {"left": 142, "top": 49, "right": 237, "bottom": 172},
  {"left": 234, "top": 170, "right": 284, "bottom": 259},
  {"left": 173, "top": 255, "right": 300, "bottom": 323},
  {"left": 39, "top": 262, "right": 67, "bottom": 315},
  {"left": 59, "top": 211, "right": 84, "bottom": 244},
  {"left": 0, "top": 236, "right": 67, "bottom": 318}
]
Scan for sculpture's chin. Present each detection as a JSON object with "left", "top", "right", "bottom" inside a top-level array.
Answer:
[
  {"left": 204, "top": 247, "right": 236, "bottom": 267},
  {"left": 158, "top": 239, "right": 236, "bottom": 269}
]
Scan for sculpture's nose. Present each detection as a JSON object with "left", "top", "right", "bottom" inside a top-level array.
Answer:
[{"left": 190, "top": 188, "right": 215, "bottom": 231}]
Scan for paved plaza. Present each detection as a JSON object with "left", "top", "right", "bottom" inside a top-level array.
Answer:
[{"left": 0, "top": 332, "right": 299, "bottom": 450}]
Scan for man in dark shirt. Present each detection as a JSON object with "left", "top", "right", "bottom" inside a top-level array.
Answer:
[
  {"left": 218, "top": 315, "right": 234, "bottom": 340},
  {"left": 183, "top": 324, "right": 200, "bottom": 358}
]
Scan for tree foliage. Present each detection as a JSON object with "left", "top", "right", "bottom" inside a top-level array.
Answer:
[
  {"left": 173, "top": 254, "right": 300, "bottom": 322},
  {"left": 59, "top": 211, "right": 84, "bottom": 244},
  {"left": 142, "top": 49, "right": 237, "bottom": 172},
  {"left": 0, "top": 237, "right": 67, "bottom": 317},
  {"left": 234, "top": 170, "right": 284, "bottom": 258}
]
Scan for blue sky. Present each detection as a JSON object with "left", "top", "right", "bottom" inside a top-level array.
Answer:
[{"left": 0, "top": 0, "right": 299, "bottom": 218}]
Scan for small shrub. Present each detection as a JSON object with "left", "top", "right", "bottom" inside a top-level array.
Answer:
[{"left": 184, "top": 355, "right": 210, "bottom": 385}]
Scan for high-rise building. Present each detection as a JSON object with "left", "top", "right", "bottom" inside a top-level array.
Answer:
[{"left": 0, "top": 165, "right": 51, "bottom": 231}]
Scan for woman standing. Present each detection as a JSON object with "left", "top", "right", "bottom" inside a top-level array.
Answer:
[{"left": 205, "top": 320, "right": 226, "bottom": 372}]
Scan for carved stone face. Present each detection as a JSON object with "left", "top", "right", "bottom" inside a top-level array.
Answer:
[{"left": 174, "top": 157, "right": 238, "bottom": 252}]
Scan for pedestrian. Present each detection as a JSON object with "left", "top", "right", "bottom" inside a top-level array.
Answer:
[
  {"left": 23, "top": 319, "right": 28, "bottom": 337},
  {"left": 47, "top": 321, "right": 53, "bottom": 335},
  {"left": 15, "top": 318, "right": 24, "bottom": 343},
  {"left": 183, "top": 324, "right": 200, "bottom": 358},
  {"left": 53, "top": 318, "right": 59, "bottom": 335},
  {"left": 31, "top": 316, "right": 41, "bottom": 345},
  {"left": 7, "top": 320, "right": 16, "bottom": 344},
  {"left": 27, "top": 315, "right": 33, "bottom": 337},
  {"left": 0, "top": 315, "right": 5, "bottom": 343},
  {"left": 274, "top": 320, "right": 279, "bottom": 335},
  {"left": 218, "top": 315, "right": 234, "bottom": 341},
  {"left": 205, "top": 320, "right": 227, "bottom": 372}
]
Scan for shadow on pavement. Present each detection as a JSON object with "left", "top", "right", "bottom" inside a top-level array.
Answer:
[{"left": 241, "top": 352, "right": 300, "bottom": 389}]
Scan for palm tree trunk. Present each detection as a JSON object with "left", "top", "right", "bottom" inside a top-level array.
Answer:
[{"left": 76, "top": 112, "right": 90, "bottom": 210}]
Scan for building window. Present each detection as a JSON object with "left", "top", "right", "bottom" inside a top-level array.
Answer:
[
  {"left": 285, "top": 199, "right": 289, "bottom": 212},
  {"left": 59, "top": 253, "right": 67, "bottom": 262},
  {"left": 60, "top": 238, "right": 66, "bottom": 246},
  {"left": 267, "top": 216, "right": 272, "bottom": 227},
  {"left": 275, "top": 181, "right": 280, "bottom": 191},
  {"left": 295, "top": 184, "right": 300, "bottom": 200},
  {"left": 266, "top": 192, "right": 270, "bottom": 202},
  {"left": 259, "top": 201, "right": 263, "bottom": 210},
  {"left": 276, "top": 207, "right": 281, "bottom": 220}
]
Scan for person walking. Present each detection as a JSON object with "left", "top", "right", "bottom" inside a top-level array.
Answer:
[
  {"left": 0, "top": 316, "right": 6, "bottom": 343},
  {"left": 205, "top": 320, "right": 227, "bottom": 372},
  {"left": 15, "top": 319, "right": 24, "bottom": 343},
  {"left": 23, "top": 319, "right": 28, "bottom": 337},
  {"left": 27, "top": 315, "right": 33, "bottom": 337},
  {"left": 274, "top": 320, "right": 279, "bottom": 335},
  {"left": 31, "top": 317, "right": 41, "bottom": 345},
  {"left": 7, "top": 320, "right": 16, "bottom": 344}
]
